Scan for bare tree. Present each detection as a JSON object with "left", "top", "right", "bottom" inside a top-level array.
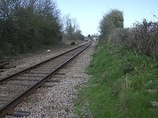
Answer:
[{"left": 63, "top": 14, "right": 81, "bottom": 40}]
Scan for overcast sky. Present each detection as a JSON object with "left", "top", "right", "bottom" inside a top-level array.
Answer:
[{"left": 56, "top": 0, "right": 158, "bottom": 36}]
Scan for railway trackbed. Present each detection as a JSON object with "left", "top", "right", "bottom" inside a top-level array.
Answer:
[{"left": 0, "top": 41, "right": 92, "bottom": 117}]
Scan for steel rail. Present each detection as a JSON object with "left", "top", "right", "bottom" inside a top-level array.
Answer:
[
  {"left": 0, "top": 42, "right": 89, "bottom": 84},
  {"left": 0, "top": 41, "right": 92, "bottom": 117}
]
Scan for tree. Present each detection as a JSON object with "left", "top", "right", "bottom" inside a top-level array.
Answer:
[
  {"left": 63, "top": 14, "right": 83, "bottom": 41},
  {"left": 0, "top": 0, "right": 62, "bottom": 57},
  {"left": 99, "top": 9, "right": 124, "bottom": 41},
  {"left": 74, "top": 30, "right": 84, "bottom": 41}
]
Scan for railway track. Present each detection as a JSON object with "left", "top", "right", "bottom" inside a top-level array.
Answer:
[{"left": 0, "top": 41, "right": 92, "bottom": 117}]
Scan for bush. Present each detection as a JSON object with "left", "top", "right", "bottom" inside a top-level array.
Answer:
[
  {"left": 109, "top": 19, "right": 158, "bottom": 58},
  {"left": 0, "top": 0, "right": 62, "bottom": 57}
]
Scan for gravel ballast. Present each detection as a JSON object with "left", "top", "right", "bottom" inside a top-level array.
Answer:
[
  {"left": 4, "top": 42, "right": 95, "bottom": 118},
  {"left": 0, "top": 43, "right": 82, "bottom": 79}
]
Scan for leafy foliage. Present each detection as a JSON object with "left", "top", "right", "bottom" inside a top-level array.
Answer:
[
  {"left": 0, "top": 0, "right": 62, "bottom": 57},
  {"left": 99, "top": 9, "right": 124, "bottom": 41}
]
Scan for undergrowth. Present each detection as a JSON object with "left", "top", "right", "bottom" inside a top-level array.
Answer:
[{"left": 74, "top": 43, "right": 158, "bottom": 118}]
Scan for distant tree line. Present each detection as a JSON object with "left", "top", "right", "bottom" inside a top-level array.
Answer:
[{"left": 99, "top": 9, "right": 158, "bottom": 58}]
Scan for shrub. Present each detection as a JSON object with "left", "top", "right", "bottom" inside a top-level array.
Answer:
[
  {"left": 0, "top": 0, "right": 62, "bottom": 57},
  {"left": 109, "top": 19, "right": 158, "bottom": 58}
]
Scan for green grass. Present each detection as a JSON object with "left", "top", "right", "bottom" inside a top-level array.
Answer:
[{"left": 74, "top": 43, "right": 158, "bottom": 118}]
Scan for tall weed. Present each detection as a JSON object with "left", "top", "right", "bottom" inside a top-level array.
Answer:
[{"left": 75, "top": 43, "right": 158, "bottom": 118}]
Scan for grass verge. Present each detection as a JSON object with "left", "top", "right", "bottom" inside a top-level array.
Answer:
[{"left": 74, "top": 43, "right": 158, "bottom": 118}]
